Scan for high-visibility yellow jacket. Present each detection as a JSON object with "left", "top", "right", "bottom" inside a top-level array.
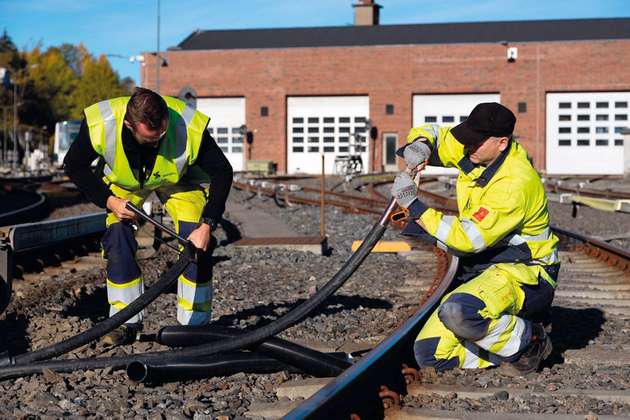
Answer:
[
  {"left": 406, "top": 124, "right": 559, "bottom": 285},
  {"left": 84, "top": 96, "right": 209, "bottom": 191}
]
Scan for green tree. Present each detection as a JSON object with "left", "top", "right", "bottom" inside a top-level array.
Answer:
[
  {"left": 20, "top": 46, "right": 78, "bottom": 130},
  {"left": 71, "top": 54, "right": 130, "bottom": 119}
]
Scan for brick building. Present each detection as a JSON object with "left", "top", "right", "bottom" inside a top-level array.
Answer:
[{"left": 147, "top": 1, "right": 630, "bottom": 175}]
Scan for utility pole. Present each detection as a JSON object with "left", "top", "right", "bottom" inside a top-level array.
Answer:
[
  {"left": 2, "top": 108, "right": 6, "bottom": 166},
  {"left": 12, "top": 81, "right": 17, "bottom": 168},
  {"left": 156, "top": 0, "right": 160, "bottom": 93}
]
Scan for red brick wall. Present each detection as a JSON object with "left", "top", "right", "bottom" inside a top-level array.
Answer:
[{"left": 147, "top": 40, "right": 630, "bottom": 173}]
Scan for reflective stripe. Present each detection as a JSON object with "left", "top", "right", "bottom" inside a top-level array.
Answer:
[
  {"left": 174, "top": 105, "right": 196, "bottom": 176},
  {"left": 178, "top": 307, "right": 211, "bottom": 325},
  {"left": 461, "top": 218, "right": 486, "bottom": 252},
  {"left": 537, "top": 249, "right": 559, "bottom": 265},
  {"left": 507, "top": 234, "right": 526, "bottom": 246},
  {"left": 461, "top": 341, "right": 481, "bottom": 368},
  {"left": 107, "top": 277, "right": 144, "bottom": 323},
  {"left": 177, "top": 276, "right": 212, "bottom": 312},
  {"left": 474, "top": 314, "right": 525, "bottom": 357},
  {"left": 496, "top": 317, "right": 527, "bottom": 357},
  {"left": 436, "top": 239, "right": 448, "bottom": 252},
  {"left": 436, "top": 216, "right": 456, "bottom": 243},
  {"left": 97, "top": 100, "right": 117, "bottom": 167},
  {"left": 521, "top": 227, "right": 551, "bottom": 242}
]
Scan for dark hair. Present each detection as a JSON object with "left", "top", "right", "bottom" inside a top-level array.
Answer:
[{"left": 125, "top": 87, "right": 168, "bottom": 129}]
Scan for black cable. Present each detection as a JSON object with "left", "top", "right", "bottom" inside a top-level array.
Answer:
[
  {"left": 0, "top": 199, "right": 395, "bottom": 380},
  {"left": 156, "top": 324, "right": 351, "bottom": 377},
  {"left": 5, "top": 247, "right": 191, "bottom": 365}
]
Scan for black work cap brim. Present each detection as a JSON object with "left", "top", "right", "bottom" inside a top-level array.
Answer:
[{"left": 450, "top": 121, "right": 488, "bottom": 147}]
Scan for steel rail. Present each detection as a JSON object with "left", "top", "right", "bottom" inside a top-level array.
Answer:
[{"left": 286, "top": 254, "right": 459, "bottom": 419}]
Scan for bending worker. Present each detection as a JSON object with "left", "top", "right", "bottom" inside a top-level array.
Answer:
[
  {"left": 391, "top": 102, "right": 559, "bottom": 376},
  {"left": 64, "top": 87, "right": 233, "bottom": 344}
]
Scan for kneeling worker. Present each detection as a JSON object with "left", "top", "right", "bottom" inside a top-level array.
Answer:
[
  {"left": 391, "top": 102, "right": 559, "bottom": 375},
  {"left": 64, "top": 87, "right": 233, "bottom": 344}
]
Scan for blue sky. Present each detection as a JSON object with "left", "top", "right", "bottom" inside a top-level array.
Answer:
[{"left": 1, "top": 0, "right": 629, "bottom": 84}]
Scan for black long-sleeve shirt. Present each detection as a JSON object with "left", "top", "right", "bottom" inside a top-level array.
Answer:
[{"left": 64, "top": 119, "right": 233, "bottom": 222}]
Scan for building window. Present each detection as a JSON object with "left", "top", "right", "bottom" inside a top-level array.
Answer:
[
  {"left": 558, "top": 139, "right": 571, "bottom": 146},
  {"left": 577, "top": 115, "right": 590, "bottom": 121},
  {"left": 518, "top": 102, "right": 527, "bottom": 113},
  {"left": 596, "top": 139, "right": 609, "bottom": 146},
  {"left": 577, "top": 127, "right": 590, "bottom": 133},
  {"left": 615, "top": 139, "right": 624, "bottom": 146},
  {"left": 595, "top": 127, "right": 609, "bottom": 134},
  {"left": 442, "top": 116, "right": 455, "bottom": 123},
  {"left": 596, "top": 102, "right": 609, "bottom": 108},
  {"left": 292, "top": 117, "right": 304, "bottom": 123},
  {"left": 577, "top": 102, "right": 590, "bottom": 109},
  {"left": 559, "top": 115, "right": 571, "bottom": 121},
  {"left": 425, "top": 116, "right": 437, "bottom": 123},
  {"left": 558, "top": 127, "right": 571, "bottom": 133},
  {"left": 308, "top": 117, "right": 319, "bottom": 123},
  {"left": 385, "top": 104, "right": 394, "bottom": 115},
  {"left": 577, "top": 139, "right": 590, "bottom": 146},
  {"left": 596, "top": 114, "right": 609, "bottom": 121},
  {"left": 260, "top": 106, "right": 269, "bottom": 117},
  {"left": 615, "top": 101, "right": 628, "bottom": 108},
  {"left": 615, "top": 114, "right": 628, "bottom": 121},
  {"left": 559, "top": 102, "right": 571, "bottom": 109}
]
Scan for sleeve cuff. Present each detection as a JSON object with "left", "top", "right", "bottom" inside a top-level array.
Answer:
[{"left": 408, "top": 199, "right": 428, "bottom": 219}]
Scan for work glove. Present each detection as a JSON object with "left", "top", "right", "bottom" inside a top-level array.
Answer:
[
  {"left": 402, "top": 138, "right": 431, "bottom": 170},
  {"left": 391, "top": 172, "right": 419, "bottom": 209},
  {"left": 391, "top": 172, "right": 429, "bottom": 218}
]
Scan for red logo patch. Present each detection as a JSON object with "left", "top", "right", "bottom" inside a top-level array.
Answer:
[{"left": 473, "top": 207, "right": 489, "bottom": 222}]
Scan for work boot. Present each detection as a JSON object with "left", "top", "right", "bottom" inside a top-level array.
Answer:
[
  {"left": 499, "top": 323, "right": 552, "bottom": 377},
  {"left": 101, "top": 324, "right": 141, "bottom": 346}
]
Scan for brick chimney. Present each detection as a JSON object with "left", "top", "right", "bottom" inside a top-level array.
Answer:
[{"left": 353, "top": 0, "right": 381, "bottom": 26}]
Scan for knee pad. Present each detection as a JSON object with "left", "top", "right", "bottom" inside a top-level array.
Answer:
[
  {"left": 438, "top": 293, "right": 489, "bottom": 341},
  {"left": 414, "top": 338, "right": 459, "bottom": 371}
]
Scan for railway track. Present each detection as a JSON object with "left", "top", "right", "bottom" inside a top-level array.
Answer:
[
  {"left": 231, "top": 177, "right": 630, "bottom": 418},
  {"left": 2, "top": 175, "right": 630, "bottom": 418}
]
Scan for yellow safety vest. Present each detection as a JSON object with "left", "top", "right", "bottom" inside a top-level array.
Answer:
[
  {"left": 84, "top": 96, "right": 210, "bottom": 191},
  {"left": 406, "top": 124, "right": 559, "bottom": 283}
]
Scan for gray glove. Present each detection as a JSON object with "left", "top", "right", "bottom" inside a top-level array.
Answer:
[
  {"left": 391, "top": 172, "right": 418, "bottom": 209},
  {"left": 403, "top": 139, "right": 431, "bottom": 170}
]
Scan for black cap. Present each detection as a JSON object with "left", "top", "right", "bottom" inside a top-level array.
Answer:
[{"left": 450, "top": 102, "right": 516, "bottom": 146}]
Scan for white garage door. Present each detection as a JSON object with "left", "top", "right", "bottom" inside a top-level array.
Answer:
[
  {"left": 196, "top": 97, "right": 245, "bottom": 172},
  {"left": 546, "top": 92, "right": 630, "bottom": 175},
  {"left": 287, "top": 96, "right": 369, "bottom": 174},
  {"left": 413, "top": 94, "right": 501, "bottom": 175}
]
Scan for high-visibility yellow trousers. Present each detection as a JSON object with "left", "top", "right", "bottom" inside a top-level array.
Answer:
[
  {"left": 102, "top": 182, "right": 213, "bottom": 326},
  {"left": 414, "top": 263, "right": 555, "bottom": 370}
]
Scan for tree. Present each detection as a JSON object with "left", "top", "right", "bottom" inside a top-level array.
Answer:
[
  {"left": 71, "top": 54, "right": 129, "bottom": 119},
  {"left": 20, "top": 47, "right": 78, "bottom": 130}
]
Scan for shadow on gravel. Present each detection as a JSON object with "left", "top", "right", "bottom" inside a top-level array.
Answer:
[
  {"left": 214, "top": 294, "right": 393, "bottom": 328},
  {"left": 0, "top": 312, "right": 30, "bottom": 355},
  {"left": 545, "top": 305, "right": 605, "bottom": 366},
  {"left": 63, "top": 286, "right": 109, "bottom": 323},
  {"left": 218, "top": 218, "right": 242, "bottom": 246}
]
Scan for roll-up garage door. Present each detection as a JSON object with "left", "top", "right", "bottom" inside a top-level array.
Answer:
[
  {"left": 196, "top": 97, "right": 245, "bottom": 172},
  {"left": 287, "top": 96, "right": 369, "bottom": 174},
  {"left": 413, "top": 94, "right": 501, "bottom": 175},
  {"left": 546, "top": 92, "right": 630, "bottom": 175}
]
